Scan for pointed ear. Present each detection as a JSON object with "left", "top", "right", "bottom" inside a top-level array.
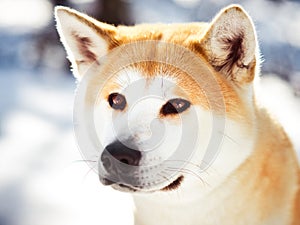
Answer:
[
  {"left": 54, "top": 6, "right": 118, "bottom": 79},
  {"left": 201, "top": 5, "right": 258, "bottom": 84}
]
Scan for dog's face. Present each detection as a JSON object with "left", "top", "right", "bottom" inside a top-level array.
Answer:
[
  {"left": 55, "top": 5, "right": 258, "bottom": 195},
  {"left": 95, "top": 71, "right": 196, "bottom": 192},
  {"left": 93, "top": 62, "right": 216, "bottom": 192}
]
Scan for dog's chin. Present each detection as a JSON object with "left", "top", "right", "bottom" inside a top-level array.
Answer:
[{"left": 101, "top": 176, "right": 184, "bottom": 193}]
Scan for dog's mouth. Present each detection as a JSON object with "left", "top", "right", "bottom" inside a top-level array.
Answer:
[
  {"left": 161, "top": 175, "right": 184, "bottom": 191},
  {"left": 101, "top": 176, "right": 184, "bottom": 193}
]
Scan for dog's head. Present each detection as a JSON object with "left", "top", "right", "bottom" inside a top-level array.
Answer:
[{"left": 55, "top": 5, "right": 259, "bottom": 195}]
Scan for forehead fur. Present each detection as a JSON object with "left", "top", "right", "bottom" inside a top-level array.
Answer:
[
  {"left": 115, "top": 23, "right": 209, "bottom": 46},
  {"left": 88, "top": 60, "right": 249, "bottom": 122},
  {"left": 131, "top": 62, "right": 248, "bottom": 120}
]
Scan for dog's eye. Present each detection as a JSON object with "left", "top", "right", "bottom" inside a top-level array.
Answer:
[
  {"left": 108, "top": 93, "right": 126, "bottom": 110},
  {"left": 160, "top": 98, "right": 190, "bottom": 115}
]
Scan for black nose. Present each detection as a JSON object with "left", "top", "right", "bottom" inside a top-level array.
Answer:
[{"left": 101, "top": 140, "right": 141, "bottom": 172}]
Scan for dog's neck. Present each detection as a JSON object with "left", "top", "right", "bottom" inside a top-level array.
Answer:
[
  {"left": 133, "top": 176, "right": 245, "bottom": 225},
  {"left": 133, "top": 157, "right": 296, "bottom": 225},
  {"left": 132, "top": 157, "right": 249, "bottom": 225}
]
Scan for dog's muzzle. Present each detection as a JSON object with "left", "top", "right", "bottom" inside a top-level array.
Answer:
[
  {"left": 99, "top": 140, "right": 142, "bottom": 189},
  {"left": 99, "top": 140, "right": 185, "bottom": 192}
]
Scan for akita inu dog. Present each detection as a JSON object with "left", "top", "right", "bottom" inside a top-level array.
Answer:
[{"left": 55, "top": 4, "right": 300, "bottom": 225}]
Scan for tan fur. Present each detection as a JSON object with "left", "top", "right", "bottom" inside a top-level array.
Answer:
[
  {"left": 55, "top": 4, "right": 300, "bottom": 224},
  {"left": 292, "top": 185, "right": 300, "bottom": 224},
  {"left": 221, "top": 108, "right": 300, "bottom": 223}
]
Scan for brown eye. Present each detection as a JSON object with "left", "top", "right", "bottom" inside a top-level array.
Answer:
[
  {"left": 160, "top": 98, "right": 190, "bottom": 116},
  {"left": 108, "top": 93, "right": 126, "bottom": 110}
]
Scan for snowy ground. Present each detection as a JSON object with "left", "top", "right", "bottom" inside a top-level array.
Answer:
[{"left": 0, "top": 0, "right": 300, "bottom": 225}]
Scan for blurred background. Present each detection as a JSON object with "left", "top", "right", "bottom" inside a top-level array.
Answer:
[{"left": 0, "top": 0, "right": 299, "bottom": 225}]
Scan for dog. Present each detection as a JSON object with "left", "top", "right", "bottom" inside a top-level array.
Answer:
[{"left": 55, "top": 4, "right": 300, "bottom": 225}]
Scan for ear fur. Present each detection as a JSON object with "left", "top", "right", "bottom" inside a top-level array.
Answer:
[
  {"left": 201, "top": 5, "right": 258, "bottom": 84},
  {"left": 54, "top": 6, "right": 118, "bottom": 79}
]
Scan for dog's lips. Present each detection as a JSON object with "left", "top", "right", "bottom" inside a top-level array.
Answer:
[{"left": 161, "top": 175, "right": 184, "bottom": 191}]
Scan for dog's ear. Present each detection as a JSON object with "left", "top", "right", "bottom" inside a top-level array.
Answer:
[
  {"left": 201, "top": 5, "right": 258, "bottom": 85},
  {"left": 55, "top": 6, "right": 118, "bottom": 79}
]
